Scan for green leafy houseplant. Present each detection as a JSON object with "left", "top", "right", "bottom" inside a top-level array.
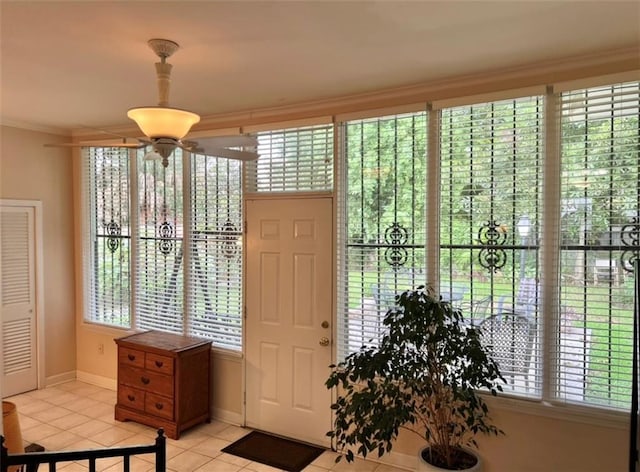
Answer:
[{"left": 326, "top": 286, "right": 505, "bottom": 470}]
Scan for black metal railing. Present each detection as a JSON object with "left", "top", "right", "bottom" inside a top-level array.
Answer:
[{"left": 1, "top": 429, "right": 165, "bottom": 472}]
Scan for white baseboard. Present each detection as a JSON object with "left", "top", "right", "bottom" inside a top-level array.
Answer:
[
  {"left": 76, "top": 371, "right": 117, "bottom": 390},
  {"left": 212, "top": 407, "right": 243, "bottom": 426},
  {"left": 45, "top": 370, "right": 76, "bottom": 387}
]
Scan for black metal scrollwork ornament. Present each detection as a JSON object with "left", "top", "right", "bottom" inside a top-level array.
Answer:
[
  {"left": 477, "top": 220, "right": 508, "bottom": 273},
  {"left": 158, "top": 221, "right": 174, "bottom": 255},
  {"left": 221, "top": 220, "right": 241, "bottom": 259},
  {"left": 105, "top": 220, "right": 121, "bottom": 253},
  {"left": 621, "top": 216, "right": 640, "bottom": 273},
  {"left": 384, "top": 222, "right": 409, "bottom": 270}
]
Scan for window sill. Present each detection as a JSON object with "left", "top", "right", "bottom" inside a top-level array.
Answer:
[
  {"left": 483, "top": 392, "right": 628, "bottom": 430},
  {"left": 80, "top": 320, "right": 135, "bottom": 338}
]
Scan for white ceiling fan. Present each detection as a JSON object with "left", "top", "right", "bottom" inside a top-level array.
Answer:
[{"left": 46, "top": 38, "right": 259, "bottom": 166}]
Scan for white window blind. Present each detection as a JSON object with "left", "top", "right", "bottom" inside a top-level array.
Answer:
[
  {"left": 440, "top": 96, "right": 544, "bottom": 398},
  {"left": 188, "top": 154, "right": 243, "bottom": 350},
  {"left": 82, "top": 147, "right": 131, "bottom": 328},
  {"left": 337, "top": 112, "right": 427, "bottom": 360},
  {"left": 245, "top": 125, "right": 333, "bottom": 192},
  {"left": 558, "top": 80, "right": 640, "bottom": 409},
  {"left": 135, "top": 150, "right": 184, "bottom": 333}
]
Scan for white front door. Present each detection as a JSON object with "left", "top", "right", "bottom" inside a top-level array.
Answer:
[
  {"left": 245, "top": 197, "right": 333, "bottom": 446},
  {"left": 1, "top": 203, "right": 39, "bottom": 397}
]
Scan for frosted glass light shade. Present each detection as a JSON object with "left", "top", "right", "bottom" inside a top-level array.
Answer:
[{"left": 127, "top": 106, "right": 200, "bottom": 139}]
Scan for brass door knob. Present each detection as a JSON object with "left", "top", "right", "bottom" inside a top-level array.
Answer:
[{"left": 319, "top": 337, "right": 330, "bottom": 347}]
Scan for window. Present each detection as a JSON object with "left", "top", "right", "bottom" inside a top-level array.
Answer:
[
  {"left": 337, "top": 112, "right": 427, "bottom": 359},
  {"left": 558, "top": 81, "right": 640, "bottom": 408},
  {"left": 245, "top": 124, "right": 333, "bottom": 193},
  {"left": 83, "top": 147, "right": 244, "bottom": 351},
  {"left": 439, "top": 96, "right": 544, "bottom": 397},
  {"left": 188, "top": 155, "right": 243, "bottom": 349},
  {"left": 338, "top": 80, "right": 639, "bottom": 413},
  {"left": 135, "top": 150, "right": 184, "bottom": 333},
  {"left": 82, "top": 147, "right": 131, "bottom": 328}
]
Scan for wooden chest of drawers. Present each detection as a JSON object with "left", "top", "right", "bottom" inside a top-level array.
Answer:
[{"left": 114, "top": 330, "right": 212, "bottom": 439}]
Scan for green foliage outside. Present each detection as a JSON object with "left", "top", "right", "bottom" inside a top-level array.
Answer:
[{"left": 343, "top": 91, "right": 639, "bottom": 411}]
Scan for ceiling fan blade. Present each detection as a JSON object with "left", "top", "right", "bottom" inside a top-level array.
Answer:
[
  {"left": 191, "top": 135, "right": 258, "bottom": 148},
  {"left": 44, "top": 142, "right": 145, "bottom": 149},
  {"left": 180, "top": 143, "right": 259, "bottom": 161}
]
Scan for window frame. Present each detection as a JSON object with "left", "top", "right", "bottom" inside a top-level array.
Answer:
[
  {"left": 336, "top": 79, "right": 639, "bottom": 419},
  {"left": 81, "top": 147, "right": 246, "bottom": 352}
]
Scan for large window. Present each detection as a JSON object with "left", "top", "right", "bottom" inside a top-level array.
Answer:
[
  {"left": 439, "top": 96, "right": 544, "bottom": 397},
  {"left": 83, "top": 147, "right": 244, "bottom": 351},
  {"left": 337, "top": 112, "right": 427, "bottom": 359},
  {"left": 558, "top": 81, "right": 640, "bottom": 408},
  {"left": 83, "top": 147, "right": 131, "bottom": 328},
  {"left": 338, "top": 80, "right": 639, "bottom": 412}
]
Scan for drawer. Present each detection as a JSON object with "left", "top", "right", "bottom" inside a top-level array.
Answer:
[
  {"left": 118, "top": 385, "right": 145, "bottom": 411},
  {"left": 119, "top": 347, "right": 145, "bottom": 369},
  {"left": 119, "top": 365, "right": 174, "bottom": 397},
  {"left": 145, "top": 352, "right": 174, "bottom": 376},
  {"left": 145, "top": 392, "right": 174, "bottom": 420}
]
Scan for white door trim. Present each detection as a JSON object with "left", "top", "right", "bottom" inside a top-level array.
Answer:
[{"left": 1, "top": 199, "right": 45, "bottom": 393}]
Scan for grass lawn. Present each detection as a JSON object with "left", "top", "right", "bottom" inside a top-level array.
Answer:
[{"left": 345, "top": 270, "right": 634, "bottom": 409}]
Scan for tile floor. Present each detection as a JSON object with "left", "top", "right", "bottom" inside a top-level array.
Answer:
[{"left": 4, "top": 381, "right": 406, "bottom": 472}]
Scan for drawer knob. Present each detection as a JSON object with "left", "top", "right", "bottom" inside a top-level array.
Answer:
[
  {"left": 155, "top": 360, "right": 164, "bottom": 368},
  {"left": 127, "top": 354, "right": 136, "bottom": 361},
  {"left": 155, "top": 403, "right": 164, "bottom": 410},
  {"left": 141, "top": 377, "right": 150, "bottom": 385},
  {"left": 127, "top": 394, "right": 135, "bottom": 402}
]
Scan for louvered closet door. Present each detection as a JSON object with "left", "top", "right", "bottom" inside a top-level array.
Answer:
[{"left": 1, "top": 205, "right": 37, "bottom": 396}]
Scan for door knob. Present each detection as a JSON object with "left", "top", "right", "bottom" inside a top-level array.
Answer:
[{"left": 319, "top": 337, "right": 330, "bottom": 347}]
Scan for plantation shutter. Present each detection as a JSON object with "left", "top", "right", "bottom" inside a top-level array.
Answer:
[
  {"left": 135, "top": 150, "right": 184, "bottom": 333},
  {"left": 187, "top": 154, "right": 244, "bottom": 350},
  {"left": 245, "top": 124, "right": 333, "bottom": 193},
  {"left": 337, "top": 111, "right": 427, "bottom": 360},
  {"left": 439, "top": 95, "right": 544, "bottom": 398},
  {"left": 557, "top": 80, "right": 640, "bottom": 409},
  {"left": 82, "top": 147, "right": 131, "bottom": 327},
  {"left": 1, "top": 206, "right": 36, "bottom": 379}
]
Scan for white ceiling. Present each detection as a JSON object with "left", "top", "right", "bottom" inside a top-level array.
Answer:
[{"left": 1, "top": 1, "right": 639, "bottom": 135}]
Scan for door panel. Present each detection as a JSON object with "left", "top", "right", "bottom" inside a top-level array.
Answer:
[
  {"left": 245, "top": 197, "right": 332, "bottom": 446},
  {"left": 1, "top": 204, "right": 38, "bottom": 397}
]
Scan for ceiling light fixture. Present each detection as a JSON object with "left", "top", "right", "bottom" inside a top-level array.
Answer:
[{"left": 127, "top": 39, "right": 200, "bottom": 152}]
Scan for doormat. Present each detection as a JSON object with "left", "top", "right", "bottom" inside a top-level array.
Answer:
[{"left": 221, "top": 431, "right": 325, "bottom": 472}]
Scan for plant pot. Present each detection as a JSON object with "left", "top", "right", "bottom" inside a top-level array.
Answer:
[
  {"left": 2, "top": 401, "right": 25, "bottom": 472},
  {"left": 417, "top": 446, "right": 482, "bottom": 472}
]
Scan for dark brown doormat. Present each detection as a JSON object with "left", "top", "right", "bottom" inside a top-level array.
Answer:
[{"left": 221, "top": 431, "right": 325, "bottom": 472}]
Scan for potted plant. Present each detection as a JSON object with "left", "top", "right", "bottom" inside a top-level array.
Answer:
[{"left": 326, "top": 286, "right": 505, "bottom": 471}]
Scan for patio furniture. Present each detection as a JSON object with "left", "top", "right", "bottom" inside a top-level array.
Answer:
[
  {"left": 479, "top": 313, "right": 535, "bottom": 388},
  {"left": 461, "top": 295, "right": 492, "bottom": 325},
  {"left": 514, "top": 277, "right": 539, "bottom": 317},
  {"left": 593, "top": 258, "right": 620, "bottom": 285},
  {"left": 439, "top": 282, "right": 468, "bottom": 308}
]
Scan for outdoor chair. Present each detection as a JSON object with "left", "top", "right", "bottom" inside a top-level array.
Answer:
[
  {"left": 593, "top": 258, "right": 620, "bottom": 285},
  {"left": 460, "top": 295, "right": 492, "bottom": 325},
  {"left": 479, "top": 313, "right": 535, "bottom": 389},
  {"left": 514, "top": 277, "right": 539, "bottom": 317}
]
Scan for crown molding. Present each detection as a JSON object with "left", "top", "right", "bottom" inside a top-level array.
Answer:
[
  {"left": 11, "top": 47, "right": 640, "bottom": 138},
  {"left": 1, "top": 118, "right": 71, "bottom": 136},
  {"left": 189, "top": 47, "right": 640, "bottom": 131}
]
